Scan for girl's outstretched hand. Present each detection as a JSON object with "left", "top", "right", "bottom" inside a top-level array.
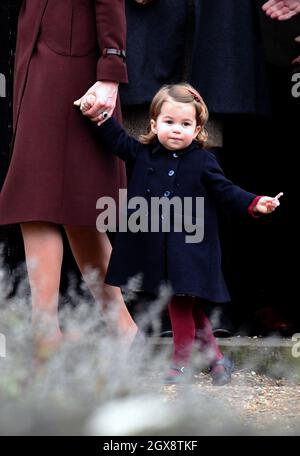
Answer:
[{"left": 254, "top": 192, "right": 284, "bottom": 214}]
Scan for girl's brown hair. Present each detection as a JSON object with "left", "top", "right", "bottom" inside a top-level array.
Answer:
[{"left": 139, "top": 82, "right": 209, "bottom": 145}]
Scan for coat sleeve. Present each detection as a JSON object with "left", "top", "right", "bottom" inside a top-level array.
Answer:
[
  {"left": 97, "top": 117, "right": 141, "bottom": 163},
  {"left": 95, "top": 0, "right": 128, "bottom": 83},
  {"left": 203, "top": 150, "right": 257, "bottom": 216}
]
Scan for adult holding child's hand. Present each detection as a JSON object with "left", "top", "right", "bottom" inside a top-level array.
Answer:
[
  {"left": 74, "top": 81, "right": 118, "bottom": 126},
  {"left": 0, "top": 0, "right": 138, "bottom": 355}
]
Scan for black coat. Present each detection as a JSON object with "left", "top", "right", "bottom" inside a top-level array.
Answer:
[
  {"left": 97, "top": 118, "right": 257, "bottom": 303},
  {"left": 189, "top": 0, "right": 270, "bottom": 115},
  {"left": 121, "top": 0, "right": 270, "bottom": 115},
  {"left": 120, "top": 0, "right": 187, "bottom": 105}
]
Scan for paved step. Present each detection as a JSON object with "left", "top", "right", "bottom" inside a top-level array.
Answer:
[{"left": 146, "top": 336, "right": 300, "bottom": 380}]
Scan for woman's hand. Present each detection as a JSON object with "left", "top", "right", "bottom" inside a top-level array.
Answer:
[
  {"left": 262, "top": 0, "right": 300, "bottom": 21},
  {"left": 254, "top": 192, "right": 284, "bottom": 214},
  {"left": 74, "top": 81, "right": 119, "bottom": 125}
]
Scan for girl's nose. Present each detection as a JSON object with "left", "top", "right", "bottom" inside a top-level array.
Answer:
[{"left": 172, "top": 124, "right": 181, "bottom": 133}]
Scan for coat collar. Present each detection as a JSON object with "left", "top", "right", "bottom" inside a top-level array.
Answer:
[{"left": 150, "top": 140, "right": 201, "bottom": 157}]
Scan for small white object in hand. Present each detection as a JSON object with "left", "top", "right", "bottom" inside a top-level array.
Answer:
[{"left": 274, "top": 192, "right": 284, "bottom": 206}]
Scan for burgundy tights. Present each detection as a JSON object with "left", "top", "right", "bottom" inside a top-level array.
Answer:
[{"left": 168, "top": 295, "right": 223, "bottom": 367}]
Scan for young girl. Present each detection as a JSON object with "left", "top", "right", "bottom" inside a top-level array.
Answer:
[{"left": 76, "top": 83, "right": 282, "bottom": 385}]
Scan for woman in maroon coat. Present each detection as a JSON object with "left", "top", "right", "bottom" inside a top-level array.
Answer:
[{"left": 0, "top": 0, "right": 137, "bottom": 350}]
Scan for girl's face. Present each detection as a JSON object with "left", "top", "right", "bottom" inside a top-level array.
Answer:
[{"left": 150, "top": 100, "right": 201, "bottom": 150}]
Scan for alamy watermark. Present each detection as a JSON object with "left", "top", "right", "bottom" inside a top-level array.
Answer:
[
  {"left": 0, "top": 333, "right": 6, "bottom": 357},
  {"left": 291, "top": 73, "right": 300, "bottom": 98},
  {"left": 291, "top": 333, "right": 300, "bottom": 358},
  {"left": 96, "top": 190, "right": 204, "bottom": 244},
  {"left": 0, "top": 73, "right": 6, "bottom": 98}
]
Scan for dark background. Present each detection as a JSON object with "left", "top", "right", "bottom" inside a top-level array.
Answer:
[{"left": 0, "top": 0, "right": 299, "bottom": 335}]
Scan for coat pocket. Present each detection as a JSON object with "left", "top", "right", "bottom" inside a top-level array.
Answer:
[{"left": 40, "top": 0, "right": 97, "bottom": 57}]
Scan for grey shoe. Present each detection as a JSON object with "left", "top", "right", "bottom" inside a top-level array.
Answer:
[
  {"left": 164, "top": 366, "right": 188, "bottom": 384},
  {"left": 210, "top": 356, "right": 234, "bottom": 386}
]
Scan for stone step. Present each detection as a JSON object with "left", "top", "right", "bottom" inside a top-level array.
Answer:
[{"left": 146, "top": 336, "right": 300, "bottom": 381}]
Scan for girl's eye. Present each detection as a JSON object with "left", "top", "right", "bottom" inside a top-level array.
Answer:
[
  {"left": 166, "top": 120, "right": 173, "bottom": 124},
  {"left": 183, "top": 122, "right": 191, "bottom": 127}
]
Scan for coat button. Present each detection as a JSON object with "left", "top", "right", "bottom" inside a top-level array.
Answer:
[
  {"left": 173, "top": 153, "right": 178, "bottom": 158},
  {"left": 147, "top": 167, "right": 155, "bottom": 174},
  {"left": 164, "top": 190, "right": 171, "bottom": 197},
  {"left": 146, "top": 188, "right": 151, "bottom": 194},
  {"left": 168, "top": 170, "right": 175, "bottom": 176}
]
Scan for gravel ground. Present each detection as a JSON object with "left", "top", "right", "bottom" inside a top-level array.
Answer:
[{"left": 162, "top": 369, "right": 300, "bottom": 435}]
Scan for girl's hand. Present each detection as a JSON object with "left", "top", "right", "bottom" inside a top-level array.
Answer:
[
  {"left": 254, "top": 192, "right": 284, "bottom": 214},
  {"left": 74, "top": 81, "right": 119, "bottom": 125},
  {"left": 74, "top": 94, "right": 96, "bottom": 114}
]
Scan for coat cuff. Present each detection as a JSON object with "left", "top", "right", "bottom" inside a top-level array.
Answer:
[
  {"left": 248, "top": 195, "right": 263, "bottom": 218},
  {"left": 97, "top": 55, "right": 128, "bottom": 83}
]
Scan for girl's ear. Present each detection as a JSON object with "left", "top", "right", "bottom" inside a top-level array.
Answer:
[
  {"left": 193, "top": 125, "right": 201, "bottom": 139},
  {"left": 150, "top": 119, "right": 157, "bottom": 135}
]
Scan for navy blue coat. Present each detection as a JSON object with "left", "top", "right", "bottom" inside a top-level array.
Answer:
[
  {"left": 120, "top": 0, "right": 188, "bottom": 105},
  {"left": 97, "top": 118, "right": 257, "bottom": 303},
  {"left": 189, "top": 0, "right": 270, "bottom": 115},
  {"left": 121, "top": 0, "right": 270, "bottom": 115}
]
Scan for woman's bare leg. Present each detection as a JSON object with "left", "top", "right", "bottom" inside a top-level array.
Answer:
[
  {"left": 21, "top": 222, "right": 64, "bottom": 350},
  {"left": 64, "top": 225, "right": 137, "bottom": 340}
]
